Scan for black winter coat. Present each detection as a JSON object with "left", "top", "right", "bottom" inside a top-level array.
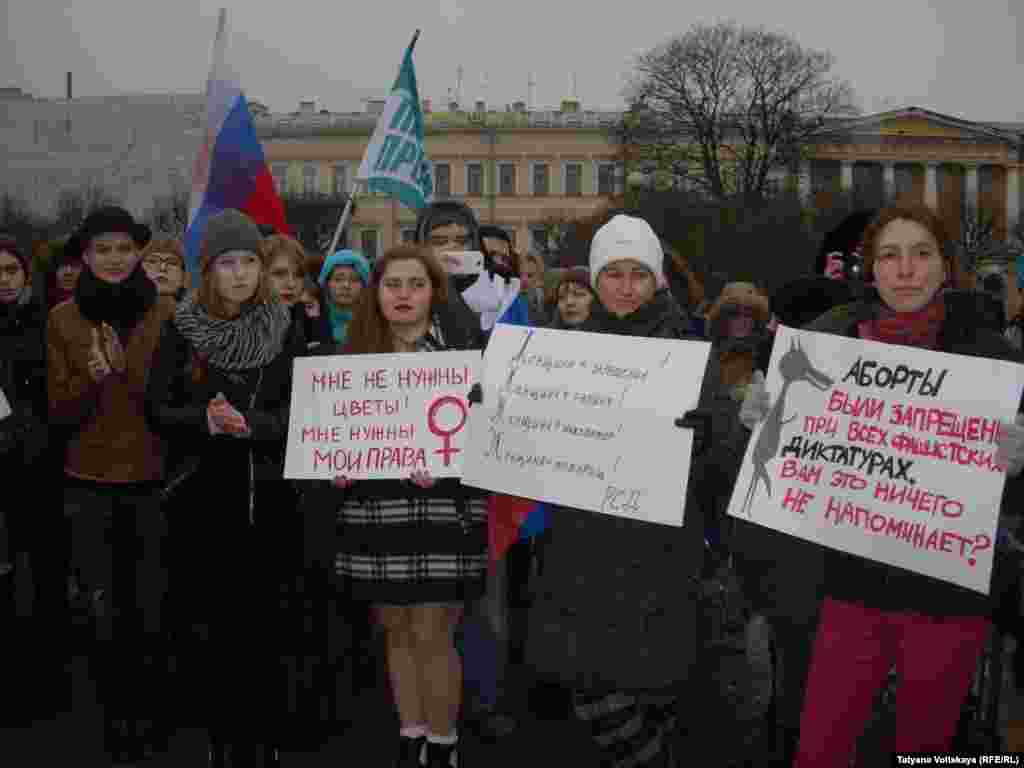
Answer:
[
  {"left": 524, "top": 290, "right": 745, "bottom": 691},
  {"left": 144, "top": 304, "right": 306, "bottom": 539},
  {"left": 0, "top": 294, "right": 47, "bottom": 466}
]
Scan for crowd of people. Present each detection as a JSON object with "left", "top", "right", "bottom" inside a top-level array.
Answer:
[{"left": 2, "top": 195, "right": 1024, "bottom": 768}]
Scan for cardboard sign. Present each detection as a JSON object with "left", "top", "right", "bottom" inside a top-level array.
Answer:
[
  {"left": 285, "top": 351, "right": 481, "bottom": 480},
  {"left": 462, "top": 325, "right": 712, "bottom": 525},
  {"left": 727, "top": 325, "right": 1024, "bottom": 594},
  {"left": 439, "top": 251, "right": 484, "bottom": 276}
]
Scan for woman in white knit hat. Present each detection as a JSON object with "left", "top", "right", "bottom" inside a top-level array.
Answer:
[{"left": 525, "top": 213, "right": 744, "bottom": 767}]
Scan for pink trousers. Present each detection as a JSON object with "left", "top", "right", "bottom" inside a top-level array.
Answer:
[{"left": 795, "top": 596, "right": 990, "bottom": 767}]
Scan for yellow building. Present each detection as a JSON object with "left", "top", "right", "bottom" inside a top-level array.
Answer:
[
  {"left": 257, "top": 102, "right": 1023, "bottom": 258},
  {"left": 258, "top": 99, "right": 622, "bottom": 260}
]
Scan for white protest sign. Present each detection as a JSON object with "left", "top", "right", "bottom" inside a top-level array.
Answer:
[
  {"left": 439, "top": 250, "right": 484, "bottom": 276},
  {"left": 0, "top": 386, "right": 11, "bottom": 421},
  {"left": 462, "top": 325, "right": 712, "bottom": 525},
  {"left": 285, "top": 351, "right": 481, "bottom": 480},
  {"left": 727, "top": 325, "right": 1024, "bottom": 594}
]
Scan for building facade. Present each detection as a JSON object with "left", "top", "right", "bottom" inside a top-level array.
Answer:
[
  {"left": 258, "top": 102, "right": 1023, "bottom": 258},
  {"left": 258, "top": 101, "right": 624, "bottom": 260}
]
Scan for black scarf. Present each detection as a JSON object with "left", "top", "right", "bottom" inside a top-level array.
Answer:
[
  {"left": 583, "top": 290, "right": 692, "bottom": 340},
  {"left": 74, "top": 264, "right": 157, "bottom": 339}
]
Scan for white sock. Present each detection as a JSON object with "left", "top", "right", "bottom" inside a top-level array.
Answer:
[
  {"left": 427, "top": 730, "right": 458, "bottom": 746},
  {"left": 400, "top": 724, "right": 426, "bottom": 739}
]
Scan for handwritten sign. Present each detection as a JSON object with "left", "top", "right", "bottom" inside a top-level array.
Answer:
[
  {"left": 727, "top": 325, "right": 1024, "bottom": 594},
  {"left": 284, "top": 351, "right": 481, "bottom": 480},
  {"left": 462, "top": 325, "right": 712, "bottom": 525}
]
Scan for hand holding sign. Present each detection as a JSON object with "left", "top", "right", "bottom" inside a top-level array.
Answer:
[{"left": 995, "top": 414, "right": 1024, "bottom": 477}]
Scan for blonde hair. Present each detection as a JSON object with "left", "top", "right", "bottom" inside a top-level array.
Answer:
[{"left": 261, "top": 234, "right": 307, "bottom": 276}]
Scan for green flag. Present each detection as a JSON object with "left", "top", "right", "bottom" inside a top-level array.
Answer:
[{"left": 356, "top": 31, "right": 433, "bottom": 210}]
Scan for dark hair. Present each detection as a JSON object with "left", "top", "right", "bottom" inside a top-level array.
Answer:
[
  {"left": 344, "top": 244, "right": 449, "bottom": 355},
  {"left": 414, "top": 200, "right": 480, "bottom": 247}
]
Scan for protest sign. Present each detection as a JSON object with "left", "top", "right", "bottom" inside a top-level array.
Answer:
[
  {"left": 727, "top": 324, "right": 1024, "bottom": 594},
  {"left": 285, "top": 351, "right": 480, "bottom": 480},
  {"left": 0, "top": 386, "right": 10, "bottom": 421},
  {"left": 462, "top": 325, "right": 712, "bottom": 525}
]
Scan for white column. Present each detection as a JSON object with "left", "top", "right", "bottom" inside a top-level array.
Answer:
[
  {"left": 965, "top": 163, "right": 980, "bottom": 211},
  {"left": 840, "top": 160, "right": 854, "bottom": 191},
  {"left": 1007, "top": 165, "right": 1020, "bottom": 232},
  {"left": 925, "top": 162, "right": 939, "bottom": 210},
  {"left": 798, "top": 160, "right": 811, "bottom": 200},
  {"left": 883, "top": 161, "right": 896, "bottom": 201}
]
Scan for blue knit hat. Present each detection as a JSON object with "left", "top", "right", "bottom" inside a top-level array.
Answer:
[{"left": 319, "top": 249, "right": 370, "bottom": 288}]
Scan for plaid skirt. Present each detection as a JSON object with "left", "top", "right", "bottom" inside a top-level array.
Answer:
[{"left": 334, "top": 494, "right": 488, "bottom": 605}]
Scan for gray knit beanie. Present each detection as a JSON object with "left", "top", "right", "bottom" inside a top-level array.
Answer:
[{"left": 200, "top": 209, "right": 263, "bottom": 270}]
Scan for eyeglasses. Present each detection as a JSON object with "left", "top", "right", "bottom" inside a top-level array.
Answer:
[{"left": 143, "top": 255, "right": 183, "bottom": 271}]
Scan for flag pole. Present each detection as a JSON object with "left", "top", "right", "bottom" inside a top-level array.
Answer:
[
  {"left": 326, "top": 184, "right": 357, "bottom": 257},
  {"left": 324, "top": 30, "right": 422, "bottom": 258}
]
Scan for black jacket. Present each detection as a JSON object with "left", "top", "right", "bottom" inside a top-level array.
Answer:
[
  {"left": 144, "top": 303, "right": 306, "bottom": 532},
  {"left": 525, "top": 290, "right": 745, "bottom": 691},
  {"left": 0, "top": 294, "right": 47, "bottom": 466}
]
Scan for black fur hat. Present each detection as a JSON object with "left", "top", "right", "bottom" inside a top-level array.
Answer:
[{"left": 77, "top": 206, "right": 151, "bottom": 249}]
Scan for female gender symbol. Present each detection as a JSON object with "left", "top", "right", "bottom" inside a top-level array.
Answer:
[{"left": 427, "top": 396, "right": 469, "bottom": 466}]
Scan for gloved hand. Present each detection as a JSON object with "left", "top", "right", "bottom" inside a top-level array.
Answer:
[
  {"left": 468, "top": 383, "right": 483, "bottom": 406},
  {"left": 995, "top": 413, "right": 1024, "bottom": 477},
  {"left": 739, "top": 370, "right": 771, "bottom": 432},
  {"left": 675, "top": 409, "right": 711, "bottom": 457}
]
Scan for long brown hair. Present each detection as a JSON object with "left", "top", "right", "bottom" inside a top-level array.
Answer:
[
  {"left": 344, "top": 244, "right": 449, "bottom": 355},
  {"left": 260, "top": 234, "right": 307, "bottom": 276},
  {"left": 188, "top": 241, "right": 278, "bottom": 384},
  {"left": 194, "top": 245, "right": 275, "bottom": 320},
  {"left": 860, "top": 203, "right": 970, "bottom": 290}
]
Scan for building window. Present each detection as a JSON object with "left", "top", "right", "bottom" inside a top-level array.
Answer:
[
  {"left": 499, "top": 164, "right": 517, "bottom": 196},
  {"left": 529, "top": 225, "right": 548, "bottom": 254},
  {"left": 360, "top": 229, "right": 379, "bottom": 261},
  {"left": 272, "top": 163, "right": 287, "bottom": 195},
  {"left": 467, "top": 163, "right": 484, "bottom": 197},
  {"left": 597, "top": 163, "right": 616, "bottom": 195},
  {"left": 400, "top": 227, "right": 417, "bottom": 243},
  {"left": 303, "top": 163, "right": 318, "bottom": 196},
  {"left": 532, "top": 163, "right": 549, "bottom": 196},
  {"left": 564, "top": 163, "right": 582, "bottom": 196},
  {"left": 435, "top": 163, "right": 451, "bottom": 197},
  {"left": 332, "top": 164, "right": 348, "bottom": 196}
]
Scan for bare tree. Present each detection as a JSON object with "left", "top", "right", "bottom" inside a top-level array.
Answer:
[
  {"left": 53, "top": 184, "right": 120, "bottom": 234},
  {"left": 624, "top": 21, "right": 857, "bottom": 202},
  {"left": 144, "top": 189, "right": 190, "bottom": 236},
  {"left": 282, "top": 192, "right": 356, "bottom": 256},
  {"left": 953, "top": 203, "right": 997, "bottom": 273}
]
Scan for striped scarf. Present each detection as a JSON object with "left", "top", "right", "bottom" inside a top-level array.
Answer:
[
  {"left": 411, "top": 316, "right": 447, "bottom": 352},
  {"left": 174, "top": 294, "right": 291, "bottom": 371}
]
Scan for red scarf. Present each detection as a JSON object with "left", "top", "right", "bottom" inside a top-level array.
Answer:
[{"left": 858, "top": 293, "right": 946, "bottom": 350}]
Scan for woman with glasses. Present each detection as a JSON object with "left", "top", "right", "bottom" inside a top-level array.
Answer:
[{"left": 140, "top": 238, "right": 187, "bottom": 302}]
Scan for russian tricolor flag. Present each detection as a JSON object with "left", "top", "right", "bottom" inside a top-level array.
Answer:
[
  {"left": 184, "top": 9, "right": 290, "bottom": 279},
  {"left": 486, "top": 285, "right": 549, "bottom": 567}
]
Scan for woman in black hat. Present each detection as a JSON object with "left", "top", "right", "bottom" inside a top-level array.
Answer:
[{"left": 47, "top": 206, "right": 176, "bottom": 763}]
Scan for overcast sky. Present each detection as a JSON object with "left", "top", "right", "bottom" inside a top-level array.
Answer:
[{"left": 4, "top": 0, "right": 1022, "bottom": 121}]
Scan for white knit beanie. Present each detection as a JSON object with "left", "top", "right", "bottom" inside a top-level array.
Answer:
[{"left": 589, "top": 214, "right": 666, "bottom": 290}]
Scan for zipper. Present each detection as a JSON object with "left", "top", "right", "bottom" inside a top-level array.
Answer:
[{"left": 247, "top": 368, "right": 264, "bottom": 526}]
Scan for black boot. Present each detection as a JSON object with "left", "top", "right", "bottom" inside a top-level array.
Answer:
[
  {"left": 395, "top": 735, "right": 426, "bottom": 767},
  {"left": 424, "top": 740, "right": 458, "bottom": 768}
]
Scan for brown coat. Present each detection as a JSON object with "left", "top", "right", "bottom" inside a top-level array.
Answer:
[{"left": 47, "top": 296, "right": 176, "bottom": 483}]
